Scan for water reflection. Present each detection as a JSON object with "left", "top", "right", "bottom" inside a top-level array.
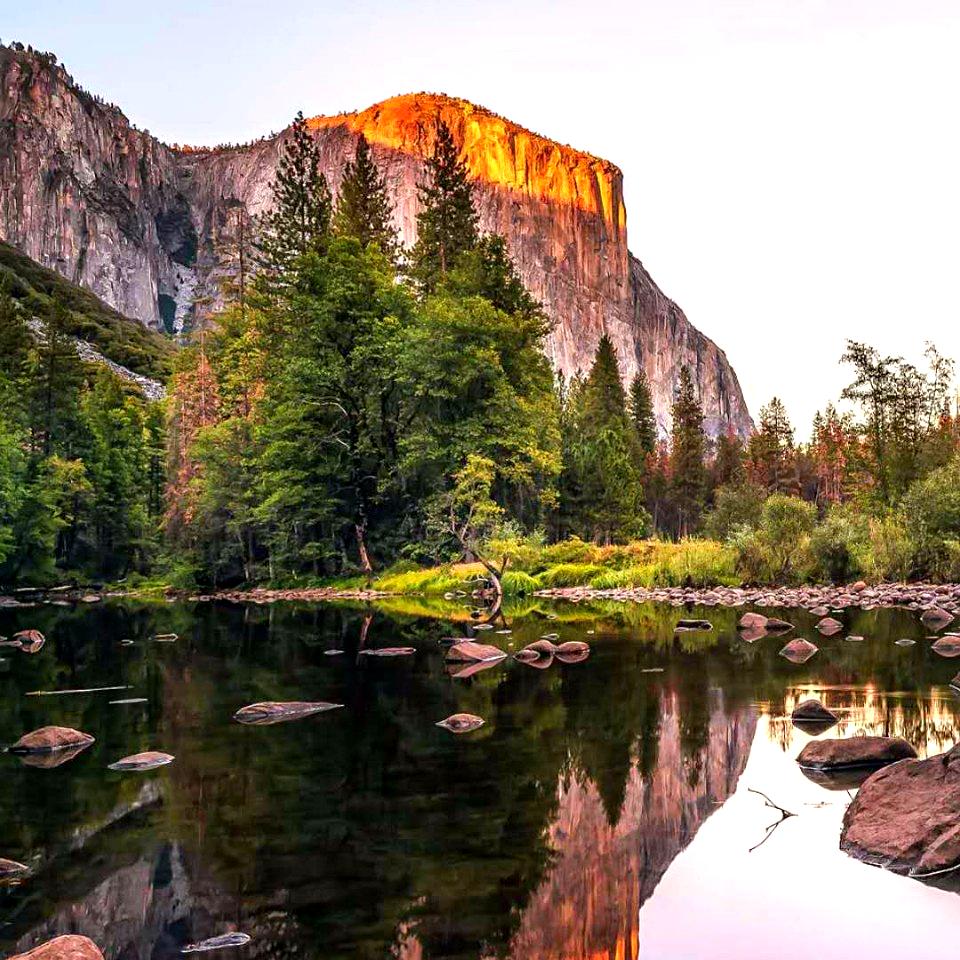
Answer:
[{"left": 1, "top": 600, "right": 959, "bottom": 959}]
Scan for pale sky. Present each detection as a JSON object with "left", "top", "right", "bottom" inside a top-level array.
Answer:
[{"left": 6, "top": 0, "right": 960, "bottom": 435}]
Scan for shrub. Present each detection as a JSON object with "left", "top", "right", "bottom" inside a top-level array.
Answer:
[
  {"left": 901, "top": 457, "right": 960, "bottom": 579},
  {"left": 732, "top": 495, "right": 816, "bottom": 583},
  {"left": 539, "top": 538, "right": 600, "bottom": 567},
  {"left": 859, "top": 514, "right": 913, "bottom": 582},
  {"left": 809, "top": 505, "right": 868, "bottom": 583},
  {"left": 704, "top": 482, "right": 765, "bottom": 541}
]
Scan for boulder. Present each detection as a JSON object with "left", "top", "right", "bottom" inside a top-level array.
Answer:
[
  {"left": 108, "top": 751, "right": 174, "bottom": 771},
  {"left": 851, "top": 580, "right": 868, "bottom": 593},
  {"left": 9, "top": 936, "right": 104, "bottom": 960},
  {"left": 815, "top": 616, "right": 844, "bottom": 636},
  {"left": 764, "top": 617, "right": 794, "bottom": 633},
  {"left": 435, "top": 713, "right": 485, "bottom": 733},
  {"left": 932, "top": 635, "right": 960, "bottom": 658},
  {"left": 555, "top": 640, "right": 590, "bottom": 663},
  {"left": 791, "top": 699, "right": 838, "bottom": 725},
  {"left": 809, "top": 605, "right": 831, "bottom": 617},
  {"left": 12, "top": 629, "right": 44, "bottom": 653},
  {"left": 359, "top": 646, "right": 416, "bottom": 657},
  {"left": 233, "top": 701, "right": 343, "bottom": 725},
  {"left": 738, "top": 612, "right": 768, "bottom": 629},
  {"left": 779, "top": 638, "right": 818, "bottom": 663},
  {"left": 445, "top": 640, "right": 506, "bottom": 663},
  {"left": 9, "top": 727, "right": 94, "bottom": 755},
  {"left": 798, "top": 735, "right": 916, "bottom": 770},
  {"left": 841, "top": 744, "right": 960, "bottom": 876},
  {"left": 921, "top": 607, "right": 955, "bottom": 631}
]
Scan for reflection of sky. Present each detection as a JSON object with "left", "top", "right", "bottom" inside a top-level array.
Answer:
[{"left": 641, "top": 711, "right": 960, "bottom": 960}]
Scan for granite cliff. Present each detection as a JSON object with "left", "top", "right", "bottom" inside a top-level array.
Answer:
[{"left": 0, "top": 43, "right": 752, "bottom": 435}]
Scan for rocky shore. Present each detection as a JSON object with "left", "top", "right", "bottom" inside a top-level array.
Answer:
[{"left": 533, "top": 581, "right": 960, "bottom": 613}]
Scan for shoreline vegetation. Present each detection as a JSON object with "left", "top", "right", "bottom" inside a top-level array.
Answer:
[{"left": 3, "top": 112, "right": 960, "bottom": 605}]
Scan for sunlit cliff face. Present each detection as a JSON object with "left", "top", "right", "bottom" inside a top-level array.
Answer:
[{"left": 307, "top": 93, "right": 627, "bottom": 232}]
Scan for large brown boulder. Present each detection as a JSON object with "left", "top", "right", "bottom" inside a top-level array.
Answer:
[
  {"left": 738, "top": 612, "right": 768, "bottom": 629},
  {"left": 791, "top": 699, "right": 838, "bottom": 734},
  {"left": 841, "top": 744, "right": 960, "bottom": 876},
  {"left": 921, "top": 607, "right": 955, "bottom": 631},
  {"left": 444, "top": 640, "right": 506, "bottom": 663},
  {"left": 815, "top": 616, "right": 844, "bottom": 636},
  {"left": 9, "top": 727, "right": 94, "bottom": 754},
  {"left": 798, "top": 736, "right": 916, "bottom": 770},
  {"left": 932, "top": 635, "right": 960, "bottom": 658},
  {"left": 9, "top": 936, "right": 105, "bottom": 960}
]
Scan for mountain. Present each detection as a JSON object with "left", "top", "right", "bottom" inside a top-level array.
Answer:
[
  {"left": 0, "top": 43, "right": 752, "bottom": 436},
  {"left": 0, "top": 240, "right": 173, "bottom": 384}
]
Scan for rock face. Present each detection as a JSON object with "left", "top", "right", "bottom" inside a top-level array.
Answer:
[
  {"left": 0, "top": 45, "right": 752, "bottom": 437},
  {"left": 841, "top": 744, "right": 960, "bottom": 876}
]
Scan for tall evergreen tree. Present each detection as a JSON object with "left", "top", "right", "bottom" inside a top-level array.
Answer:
[
  {"left": 713, "top": 428, "right": 746, "bottom": 487},
  {"left": 333, "top": 134, "right": 399, "bottom": 264},
  {"left": 410, "top": 119, "right": 479, "bottom": 292},
  {"left": 748, "top": 397, "right": 798, "bottom": 494},
  {"left": 628, "top": 369, "right": 657, "bottom": 455},
  {"left": 256, "top": 111, "right": 332, "bottom": 283},
  {"left": 670, "top": 367, "right": 707, "bottom": 538},
  {"left": 561, "top": 336, "right": 647, "bottom": 543}
]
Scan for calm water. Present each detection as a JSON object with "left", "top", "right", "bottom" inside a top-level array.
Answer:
[{"left": 2, "top": 597, "right": 960, "bottom": 960}]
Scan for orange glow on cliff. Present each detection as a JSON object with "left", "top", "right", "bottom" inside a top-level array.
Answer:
[{"left": 306, "top": 93, "right": 627, "bottom": 231}]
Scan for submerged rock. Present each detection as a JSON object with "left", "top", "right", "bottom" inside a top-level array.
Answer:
[
  {"left": 779, "top": 638, "right": 818, "bottom": 663},
  {"left": 738, "top": 626, "right": 766, "bottom": 643},
  {"left": 444, "top": 640, "right": 507, "bottom": 663},
  {"left": 17, "top": 743, "right": 93, "bottom": 769},
  {"left": 447, "top": 659, "right": 503, "bottom": 679},
  {"left": 12, "top": 629, "right": 45, "bottom": 653},
  {"left": 764, "top": 618, "right": 794, "bottom": 634},
  {"left": 675, "top": 619, "right": 712, "bottom": 632},
  {"left": 108, "top": 751, "right": 175, "bottom": 771},
  {"left": 555, "top": 640, "right": 591, "bottom": 663},
  {"left": 895, "top": 638, "right": 916, "bottom": 647},
  {"left": 815, "top": 616, "right": 844, "bottom": 636},
  {"left": 801, "top": 765, "right": 882, "bottom": 791},
  {"left": 514, "top": 638, "right": 557, "bottom": 663},
  {"left": 233, "top": 701, "right": 343, "bottom": 725},
  {"left": 841, "top": 744, "right": 960, "bottom": 876},
  {"left": 436, "top": 713, "right": 485, "bottom": 733},
  {"left": 932, "top": 635, "right": 960, "bottom": 658},
  {"left": 798, "top": 736, "right": 916, "bottom": 770},
  {"left": 9, "top": 936, "right": 105, "bottom": 960},
  {"left": 921, "top": 607, "right": 955, "bottom": 631},
  {"left": 9, "top": 726, "right": 94, "bottom": 755},
  {"left": 359, "top": 646, "right": 416, "bottom": 657},
  {"left": 181, "top": 933, "right": 251, "bottom": 954}
]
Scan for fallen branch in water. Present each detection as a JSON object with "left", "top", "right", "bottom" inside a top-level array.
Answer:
[
  {"left": 747, "top": 787, "right": 796, "bottom": 853},
  {"left": 26, "top": 685, "right": 132, "bottom": 697}
]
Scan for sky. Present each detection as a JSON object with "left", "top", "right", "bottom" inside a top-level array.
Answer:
[{"left": 5, "top": 0, "right": 960, "bottom": 434}]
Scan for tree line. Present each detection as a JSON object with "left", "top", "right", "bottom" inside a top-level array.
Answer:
[{"left": 1, "top": 111, "right": 958, "bottom": 587}]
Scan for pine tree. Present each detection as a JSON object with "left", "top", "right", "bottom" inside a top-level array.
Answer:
[
  {"left": 748, "top": 397, "right": 798, "bottom": 494},
  {"left": 333, "top": 134, "right": 399, "bottom": 264},
  {"left": 561, "top": 336, "right": 647, "bottom": 542},
  {"left": 713, "top": 427, "right": 746, "bottom": 486},
  {"left": 628, "top": 369, "right": 657, "bottom": 455},
  {"left": 256, "top": 111, "right": 332, "bottom": 282},
  {"left": 670, "top": 367, "right": 707, "bottom": 538},
  {"left": 410, "top": 119, "right": 479, "bottom": 292}
]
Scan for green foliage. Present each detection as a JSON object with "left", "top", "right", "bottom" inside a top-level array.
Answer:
[
  {"left": 332, "top": 134, "right": 399, "bottom": 264},
  {"left": 560, "top": 337, "right": 648, "bottom": 543},
  {"left": 0, "top": 241, "right": 173, "bottom": 379},
  {"left": 900, "top": 456, "right": 960, "bottom": 579},
  {"left": 535, "top": 563, "right": 607, "bottom": 588},
  {"left": 256, "top": 111, "right": 332, "bottom": 285},
  {"left": 501, "top": 570, "right": 539, "bottom": 595},
  {"left": 628, "top": 369, "right": 657, "bottom": 456},
  {"left": 809, "top": 505, "right": 868, "bottom": 583},
  {"left": 704, "top": 482, "right": 765, "bottom": 541},
  {"left": 731, "top": 495, "right": 816, "bottom": 584},
  {"left": 409, "top": 119, "right": 479, "bottom": 292},
  {"left": 670, "top": 367, "right": 707, "bottom": 537}
]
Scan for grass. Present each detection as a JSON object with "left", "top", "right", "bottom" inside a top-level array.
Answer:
[{"left": 352, "top": 539, "right": 742, "bottom": 598}]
